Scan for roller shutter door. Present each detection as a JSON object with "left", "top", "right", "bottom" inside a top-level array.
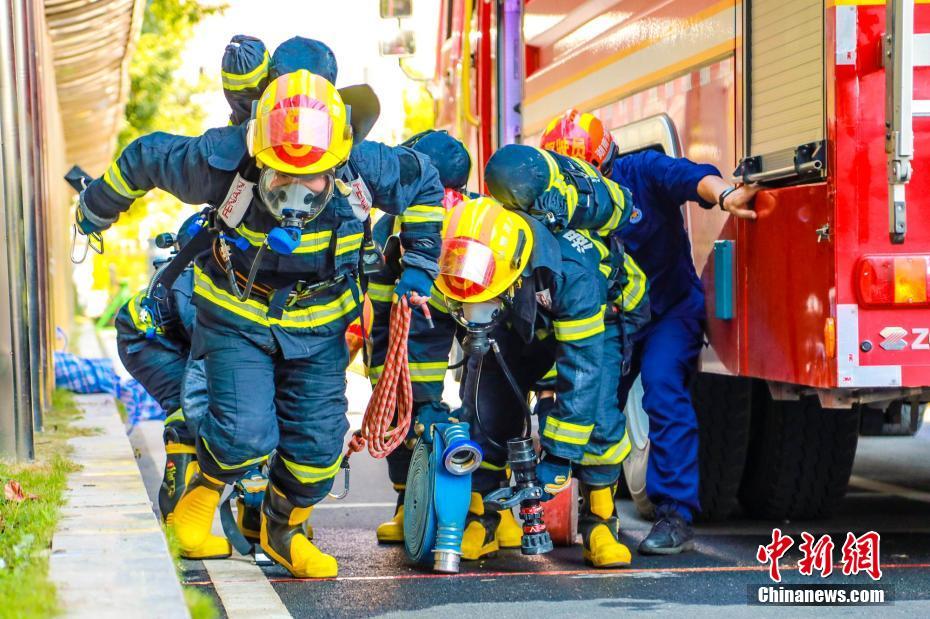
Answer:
[{"left": 749, "top": 0, "right": 825, "bottom": 156}]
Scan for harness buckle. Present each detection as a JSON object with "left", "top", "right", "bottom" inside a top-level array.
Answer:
[{"left": 327, "top": 457, "right": 351, "bottom": 500}]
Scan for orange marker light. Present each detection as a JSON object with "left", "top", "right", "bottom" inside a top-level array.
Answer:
[
  {"left": 824, "top": 317, "right": 836, "bottom": 358},
  {"left": 856, "top": 255, "right": 930, "bottom": 307},
  {"left": 893, "top": 256, "right": 929, "bottom": 304}
]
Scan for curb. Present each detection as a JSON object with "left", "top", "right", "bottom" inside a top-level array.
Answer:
[{"left": 49, "top": 393, "right": 190, "bottom": 618}]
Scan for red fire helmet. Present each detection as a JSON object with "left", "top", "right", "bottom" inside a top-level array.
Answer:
[{"left": 540, "top": 109, "right": 617, "bottom": 174}]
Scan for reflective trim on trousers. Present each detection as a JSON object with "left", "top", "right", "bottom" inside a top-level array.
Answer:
[
  {"left": 580, "top": 431, "right": 632, "bottom": 465},
  {"left": 542, "top": 417, "right": 594, "bottom": 446}
]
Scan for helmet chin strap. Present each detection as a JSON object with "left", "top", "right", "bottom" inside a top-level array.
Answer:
[{"left": 600, "top": 140, "right": 619, "bottom": 175}]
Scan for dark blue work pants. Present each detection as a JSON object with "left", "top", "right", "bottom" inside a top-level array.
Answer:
[{"left": 618, "top": 300, "right": 703, "bottom": 522}]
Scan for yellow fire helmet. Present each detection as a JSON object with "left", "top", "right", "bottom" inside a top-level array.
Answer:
[
  {"left": 247, "top": 69, "right": 352, "bottom": 175},
  {"left": 435, "top": 196, "right": 534, "bottom": 303}
]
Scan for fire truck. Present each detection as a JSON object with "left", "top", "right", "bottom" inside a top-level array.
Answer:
[{"left": 425, "top": 0, "right": 930, "bottom": 521}]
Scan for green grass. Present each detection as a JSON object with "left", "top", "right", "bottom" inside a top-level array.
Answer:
[
  {"left": 0, "top": 389, "right": 86, "bottom": 619},
  {"left": 183, "top": 588, "right": 219, "bottom": 619},
  {"left": 163, "top": 503, "right": 219, "bottom": 618},
  {"left": 0, "top": 388, "right": 218, "bottom": 619}
]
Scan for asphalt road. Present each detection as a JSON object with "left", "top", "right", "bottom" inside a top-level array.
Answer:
[
  {"left": 167, "top": 404, "right": 930, "bottom": 618},
  {"left": 102, "top": 329, "right": 930, "bottom": 619}
]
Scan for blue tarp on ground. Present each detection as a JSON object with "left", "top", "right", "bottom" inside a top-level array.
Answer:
[{"left": 53, "top": 351, "right": 163, "bottom": 426}]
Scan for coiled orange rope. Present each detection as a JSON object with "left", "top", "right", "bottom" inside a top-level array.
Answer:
[{"left": 348, "top": 296, "right": 431, "bottom": 459}]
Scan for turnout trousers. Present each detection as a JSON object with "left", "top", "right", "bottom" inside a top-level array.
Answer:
[
  {"left": 461, "top": 323, "right": 627, "bottom": 493},
  {"left": 191, "top": 310, "right": 351, "bottom": 507}
]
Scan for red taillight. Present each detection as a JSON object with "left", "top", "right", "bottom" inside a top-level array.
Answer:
[{"left": 856, "top": 255, "right": 930, "bottom": 306}]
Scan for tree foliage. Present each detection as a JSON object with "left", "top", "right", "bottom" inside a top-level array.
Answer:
[
  {"left": 119, "top": 0, "right": 224, "bottom": 149},
  {"left": 90, "top": 0, "right": 224, "bottom": 298}
]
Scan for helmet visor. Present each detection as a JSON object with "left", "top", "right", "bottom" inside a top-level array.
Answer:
[
  {"left": 251, "top": 106, "right": 333, "bottom": 156},
  {"left": 258, "top": 168, "right": 334, "bottom": 222},
  {"left": 438, "top": 237, "right": 498, "bottom": 300}
]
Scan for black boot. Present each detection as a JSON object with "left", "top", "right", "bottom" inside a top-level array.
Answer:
[{"left": 638, "top": 504, "right": 694, "bottom": 555}]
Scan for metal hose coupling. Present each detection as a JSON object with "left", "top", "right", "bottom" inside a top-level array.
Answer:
[
  {"left": 507, "top": 437, "right": 554, "bottom": 556},
  {"left": 439, "top": 422, "right": 483, "bottom": 475}
]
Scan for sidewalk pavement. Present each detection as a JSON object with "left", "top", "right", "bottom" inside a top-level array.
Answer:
[{"left": 48, "top": 394, "right": 189, "bottom": 619}]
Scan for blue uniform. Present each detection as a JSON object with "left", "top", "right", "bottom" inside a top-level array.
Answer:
[
  {"left": 84, "top": 124, "right": 444, "bottom": 506},
  {"left": 609, "top": 150, "right": 720, "bottom": 521}
]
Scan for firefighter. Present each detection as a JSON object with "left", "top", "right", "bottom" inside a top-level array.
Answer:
[
  {"left": 540, "top": 109, "right": 758, "bottom": 554},
  {"left": 75, "top": 56, "right": 444, "bottom": 577},
  {"left": 367, "top": 130, "right": 466, "bottom": 543},
  {"left": 481, "top": 146, "right": 651, "bottom": 566},
  {"left": 435, "top": 195, "right": 634, "bottom": 568},
  {"left": 113, "top": 217, "right": 214, "bottom": 537},
  {"left": 365, "top": 131, "right": 523, "bottom": 549},
  {"left": 115, "top": 216, "right": 269, "bottom": 553}
]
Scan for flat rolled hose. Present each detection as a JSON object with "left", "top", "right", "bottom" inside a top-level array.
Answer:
[{"left": 403, "top": 438, "right": 438, "bottom": 565}]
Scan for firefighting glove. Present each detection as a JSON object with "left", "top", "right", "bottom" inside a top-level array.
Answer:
[
  {"left": 394, "top": 265, "right": 434, "bottom": 301},
  {"left": 536, "top": 453, "right": 573, "bottom": 501},
  {"left": 75, "top": 191, "right": 107, "bottom": 235}
]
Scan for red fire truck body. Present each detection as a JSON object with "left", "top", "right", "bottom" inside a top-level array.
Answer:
[
  {"left": 437, "top": 0, "right": 930, "bottom": 394},
  {"left": 432, "top": 0, "right": 930, "bottom": 520}
]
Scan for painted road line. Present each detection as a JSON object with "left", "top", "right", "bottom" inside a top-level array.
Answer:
[
  {"left": 184, "top": 562, "right": 930, "bottom": 587},
  {"left": 848, "top": 475, "right": 930, "bottom": 504},
  {"left": 314, "top": 501, "right": 396, "bottom": 510},
  {"left": 204, "top": 552, "right": 292, "bottom": 619}
]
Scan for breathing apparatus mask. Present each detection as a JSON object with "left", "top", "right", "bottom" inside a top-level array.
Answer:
[
  {"left": 257, "top": 167, "right": 336, "bottom": 254},
  {"left": 437, "top": 230, "right": 527, "bottom": 357},
  {"left": 446, "top": 297, "right": 509, "bottom": 357}
]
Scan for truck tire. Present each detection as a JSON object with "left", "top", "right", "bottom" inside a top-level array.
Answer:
[
  {"left": 739, "top": 393, "right": 860, "bottom": 520},
  {"left": 692, "top": 373, "right": 754, "bottom": 521},
  {"left": 622, "top": 373, "right": 752, "bottom": 521}
]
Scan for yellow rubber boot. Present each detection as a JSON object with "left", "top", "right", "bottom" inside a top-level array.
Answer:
[
  {"left": 260, "top": 485, "right": 337, "bottom": 578},
  {"left": 159, "top": 443, "right": 197, "bottom": 525},
  {"left": 376, "top": 486, "right": 405, "bottom": 544},
  {"left": 171, "top": 471, "right": 232, "bottom": 560},
  {"left": 580, "top": 483, "right": 631, "bottom": 568},
  {"left": 495, "top": 508, "right": 523, "bottom": 548},
  {"left": 461, "top": 492, "right": 500, "bottom": 561}
]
